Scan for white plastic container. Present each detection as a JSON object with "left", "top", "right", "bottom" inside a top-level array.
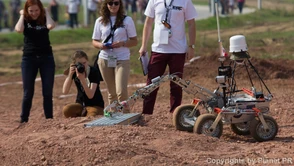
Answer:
[{"left": 229, "top": 35, "right": 248, "bottom": 53}]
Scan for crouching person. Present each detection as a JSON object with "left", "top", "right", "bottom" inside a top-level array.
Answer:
[{"left": 62, "top": 50, "right": 104, "bottom": 118}]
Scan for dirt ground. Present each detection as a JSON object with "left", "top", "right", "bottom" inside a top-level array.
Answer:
[
  {"left": 0, "top": 55, "right": 294, "bottom": 166},
  {"left": 1, "top": 1, "right": 294, "bottom": 165}
]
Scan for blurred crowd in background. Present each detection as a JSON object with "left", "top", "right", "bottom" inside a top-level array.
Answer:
[
  {"left": 0, "top": 0, "right": 246, "bottom": 32},
  {"left": 0, "top": 0, "right": 149, "bottom": 32},
  {"left": 219, "top": 0, "right": 245, "bottom": 15},
  {"left": 208, "top": 0, "right": 246, "bottom": 17},
  {"left": 0, "top": 0, "right": 21, "bottom": 32}
]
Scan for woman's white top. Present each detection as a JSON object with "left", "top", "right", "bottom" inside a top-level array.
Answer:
[{"left": 92, "top": 16, "right": 137, "bottom": 60}]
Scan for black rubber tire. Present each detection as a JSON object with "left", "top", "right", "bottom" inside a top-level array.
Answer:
[
  {"left": 172, "top": 104, "right": 199, "bottom": 132},
  {"left": 250, "top": 115, "right": 278, "bottom": 142},
  {"left": 193, "top": 114, "right": 223, "bottom": 138},
  {"left": 231, "top": 122, "right": 251, "bottom": 135}
]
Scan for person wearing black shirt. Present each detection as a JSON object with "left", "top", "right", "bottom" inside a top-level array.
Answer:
[
  {"left": 49, "top": 0, "right": 59, "bottom": 24},
  {"left": 62, "top": 50, "right": 104, "bottom": 118},
  {"left": 15, "top": 0, "right": 56, "bottom": 123}
]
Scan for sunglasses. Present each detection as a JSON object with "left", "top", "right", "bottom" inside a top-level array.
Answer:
[
  {"left": 108, "top": 1, "right": 120, "bottom": 6},
  {"left": 161, "top": 20, "right": 171, "bottom": 29}
]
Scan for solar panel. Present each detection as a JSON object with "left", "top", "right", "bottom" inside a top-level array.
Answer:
[{"left": 84, "top": 113, "right": 141, "bottom": 127}]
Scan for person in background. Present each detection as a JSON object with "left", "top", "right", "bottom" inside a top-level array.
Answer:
[
  {"left": 131, "top": 0, "right": 137, "bottom": 23},
  {"left": 92, "top": 0, "right": 138, "bottom": 112},
  {"left": 49, "top": 0, "right": 58, "bottom": 24},
  {"left": 237, "top": 0, "right": 245, "bottom": 14},
  {"left": 123, "top": 0, "right": 130, "bottom": 13},
  {"left": 87, "top": 0, "right": 100, "bottom": 25},
  {"left": 228, "top": 0, "right": 235, "bottom": 14},
  {"left": 64, "top": 12, "right": 70, "bottom": 27},
  {"left": 10, "top": 0, "right": 21, "bottom": 31},
  {"left": 220, "top": 0, "right": 228, "bottom": 15},
  {"left": 14, "top": 0, "right": 56, "bottom": 123},
  {"left": 66, "top": 0, "right": 80, "bottom": 28},
  {"left": 0, "top": 0, "right": 5, "bottom": 31},
  {"left": 3, "top": 10, "right": 9, "bottom": 28},
  {"left": 62, "top": 50, "right": 104, "bottom": 118},
  {"left": 138, "top": 0, "right": 197, "bottom": 119},
  {"left": 138, "top": 0, "right": 147, "bottom": 24}
]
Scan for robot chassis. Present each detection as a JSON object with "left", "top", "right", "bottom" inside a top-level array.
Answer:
[
  {"left": 103, "top": 57, "right": 278, "bottom": 142},
  {"left": 180, "top": 56, "right": 278, "bottom": 142}
]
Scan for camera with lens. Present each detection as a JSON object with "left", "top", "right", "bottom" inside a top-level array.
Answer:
[{"left": 74, "top": 62, "right": 85, "bottom": 73}]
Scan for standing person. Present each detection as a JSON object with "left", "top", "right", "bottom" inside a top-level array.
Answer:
[
  {"left": 92, "top": 0, "right": 138, "bottom": 112},
  {"left": 49, "top": 0, "right": 59, "bottom": 24},
  {"left": 138, "top": 0, "right": 197, "bottom": 118},
  {"left": 3, "top": 10, "right": 9, "bottom": 28},
  {"left": 228, "top": 0, "right": 235, "bottom": 14},
  {"left": 237, "top": 0, "right": 245, "bottom": 14},
  {"left": 87, "top": 0, "right": 100, "bottom": 25},
  {"left": 14, "top": 0, "right": 56, "bottom": 123},
  {"left": 138, "top": 0, "right": 147, "bottom": 23},
  {"left": 10, "top": 0, "right": 21, "bottom": 31},
  {"left": 123, "top": 0, "right": 130, "bottom": 13},
  {"left": 62, "top": 50, "right": 104, "bottom": 118},
  {"left": 220, "top": 0, "right": 229, "bottom": 15},
  {"left": 0, "top": 0, "right": 5, "bottom": 31},
  {"left": 131, "top": 0, "right": 137, "bottom": 23},
  {"left": 66, "top": 0, "right": 80, "bottom": 28},
  {"left": 225, "top": 0, "right": 229, "bottom": 14}
]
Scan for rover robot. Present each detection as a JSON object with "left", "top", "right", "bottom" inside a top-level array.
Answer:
[
  {"left": 102, "top": 34, "right": 278, "bottom": 142},
  {"left": 190, "top": 35, "right": 278, "bottom": 142}
]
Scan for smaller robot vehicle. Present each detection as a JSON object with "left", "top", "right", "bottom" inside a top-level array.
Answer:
[{"left": 190, "top": 35, "right": 278, "bottom": 142}]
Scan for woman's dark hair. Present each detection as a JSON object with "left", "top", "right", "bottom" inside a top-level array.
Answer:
[
  {"left": 99, "top": 0, "right": 125, "bottom": 28},
  {"left": 24, "top": 0, "right": 46, "bottom": 25}
]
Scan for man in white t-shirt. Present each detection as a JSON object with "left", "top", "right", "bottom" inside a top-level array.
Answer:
[
  {"left": 139, "top": 0, "right": 197, "bottom": 117},
  {"left": 66, "top": 0, "right": 80, "bottom": 28}
]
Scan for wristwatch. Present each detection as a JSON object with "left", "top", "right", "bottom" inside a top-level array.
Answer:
[{"left": 189, "top": 44, "right": 195, "bottom": 49}]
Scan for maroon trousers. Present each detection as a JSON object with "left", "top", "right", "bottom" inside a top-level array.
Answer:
[{"left": 142, "top": 52, "right": 186, "bottom": 114}]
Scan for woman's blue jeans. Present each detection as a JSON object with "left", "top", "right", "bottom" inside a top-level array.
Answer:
[{"left": 21, "top": 54, "right": 55, "bottom": 122}]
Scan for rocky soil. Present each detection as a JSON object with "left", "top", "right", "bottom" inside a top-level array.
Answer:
[{"left": 0, "top": 56, "right": 293, "bottom": 166}]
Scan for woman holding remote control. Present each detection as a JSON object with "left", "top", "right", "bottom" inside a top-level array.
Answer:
[{"left": 92, "top": 0, "right": 137, "bottom": 113}]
